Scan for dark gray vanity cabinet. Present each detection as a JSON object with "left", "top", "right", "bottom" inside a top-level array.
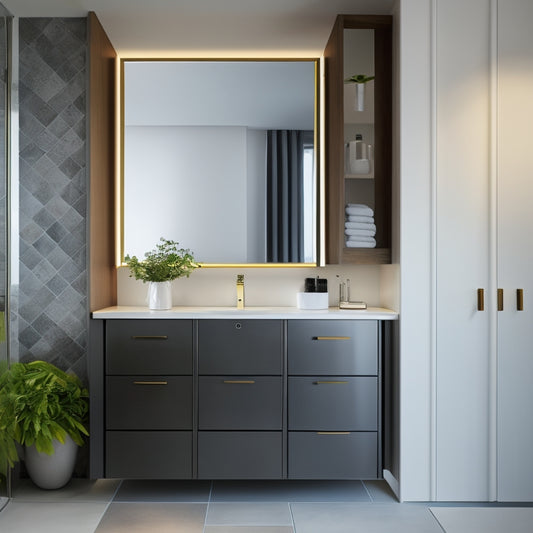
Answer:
[
  {"left": 197, "top": 320, "right": 284, "bottom": 479},
  {"left": 104, "top": 319, "right": 193, "bottom": 479},
  {"left": 91, "top": 316, "right": 384, "bottom": 480},
  {"left": 287, "top": 320, "right": 381, "bottom": 479}
]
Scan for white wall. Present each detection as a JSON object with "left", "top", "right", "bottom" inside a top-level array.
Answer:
[
  {"left": 124, "top": 125, "right": 266, "bottom": 263},
  {"left": 117, "top": 264, "right": 384, "bottom": 308},
  {"left": 396, "top": 0, "right": 433, "bottom": 501}
]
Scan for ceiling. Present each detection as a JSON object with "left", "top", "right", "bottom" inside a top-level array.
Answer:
[{"left": 2, "top": 0, "right": 394, "bottom": 56}]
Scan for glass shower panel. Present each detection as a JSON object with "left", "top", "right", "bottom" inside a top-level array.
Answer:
[{"left": 0, "top": 4, "right": 11, "bottom": 506}]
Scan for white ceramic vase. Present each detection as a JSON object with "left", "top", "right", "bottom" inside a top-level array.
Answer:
[
  {"left": 355, "top": 82, "right": 365, "bottom": 111},
  {"left": 148, "top": 281, "right": 172, "bottom": 310},
  {"left": 24, "top": 435, "right": 78, "bottom": 490}
]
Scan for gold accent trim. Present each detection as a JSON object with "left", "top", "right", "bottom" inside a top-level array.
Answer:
[
  {"left": 477, "top": 288, "right": 485, "bottom": 311},
  {"left": 314, "top": 336, "right": 351, "bottom": 341},
  {"left": 517, "top": 288, "right": 524, "bottom": 311},
  {"left": 223, "top": 380, "right": 256, "bottom": 384},
  {"left": 317, "top": 432, "right": 351, "bottom": 435},
  {"left": 119, "top": 57, "right": 320, "bottom": 267},
  {"left": 498, "top": 288, "right": 504, "bottom": 311},
  {"left": 133, "top": 381, "right": 168, "bottom": 385},
  {"left": 131, "top": 335, "right": 168, "bottom": 340},
  {"left": 313, "top": 381, "right": 349, "bottom": 385}
]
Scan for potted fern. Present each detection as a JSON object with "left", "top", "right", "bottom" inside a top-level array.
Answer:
[
  {"left": 125, "top": 237, "right": 199, "bottom": 310},
  {"left": 0, "top": 360, "right": 89, "bottom": 489}
]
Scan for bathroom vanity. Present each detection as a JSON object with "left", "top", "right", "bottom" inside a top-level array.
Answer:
[{"left": 89, "top": 307, "right": 397, "bottom": 480}]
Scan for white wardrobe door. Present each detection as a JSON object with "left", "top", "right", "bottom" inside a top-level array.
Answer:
[
  {"left": 497, "top": 0, "right": 533, "bottom": 502},
  {"left": 435, "top": 0, "right": 492, "bottom": 501}
]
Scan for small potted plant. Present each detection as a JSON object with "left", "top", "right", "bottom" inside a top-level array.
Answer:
[
  {"left": 125, "top": 237, "right": 199, "bottom": 310},
  {"left": 0, "top": 360, "right": 89, "bottom": 489},
  {"left": 344, "top": 74, "right": 375, "bottom": 111}
]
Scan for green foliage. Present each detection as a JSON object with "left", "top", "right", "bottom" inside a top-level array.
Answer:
[
  {"left": 0, "top": 360, "right": 89, "bottom": 460},
  {"left": 125, "top": 238, "right": 199, "bottom": 283},
  {"left": 344, "top": 74, "right": 375, "bottom": 84}
]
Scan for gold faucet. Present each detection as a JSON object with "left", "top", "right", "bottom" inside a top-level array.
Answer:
[{"left": 236, "top": 274, "right": 245, "bottom": 309}]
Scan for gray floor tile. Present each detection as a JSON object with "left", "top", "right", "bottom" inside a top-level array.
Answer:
[
  {"left": 431, "top": 507, "right": 533, "bottom": 533},
  {"left": 291, "top": 502, "right": 444, "bottom": 533},
  {"left": 211, "top": 480, "right": 370, "bottom": 502},
  {"left": 94, "top": 502, "right": 207, "bottom": 533},
  {"left": 204, "top": 526, "right": 294, "bottom": 533},
  {"left": 113, "top": 479, "right": 212, "bottom": 502},
  {"left": 11, "top": 478, "right": 120, "bottom": 503},
  {"left": 363, "top": 480, "right": 399, "bottom": 502},
  {"left": 0, "top": 501, "right": 108, "bottom": 533},
  {"left": 206, "top": 502, "right": 292, "bottom": 525}
]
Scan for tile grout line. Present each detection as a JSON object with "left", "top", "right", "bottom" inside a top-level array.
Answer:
[
  {"left": 203, "top": 480, "right": 214, "bottom": 533},
  {"left": 92, "top": 479, "right": 124, "bottom": 532},
  {"left": 428, "top": 508, "right": 448, "bottom": 533}
]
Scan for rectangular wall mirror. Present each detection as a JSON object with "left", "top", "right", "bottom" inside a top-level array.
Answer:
[{"left": 121, "top": 59, "right": 320, "bottom": 266}]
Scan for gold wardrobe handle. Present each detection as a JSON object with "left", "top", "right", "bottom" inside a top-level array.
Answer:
[
  {"left": 223, "top": 380, "right": 256, "bottom": 384},
  {"left": 517, "top": 289, "right": 524, "bottom": 311},
  {"left": 131, "top": 335, "right": 168, "bottom": 340},
  {"left": 477, "top": 289, "right": 484, "bottom": 311},
  {"left": 133, "top": 381, "right": 168, "bottom": 385},
  {"left": 313, "top": 381, "right": 349, "bottom": 385},
  {"left": 498, "top": 288, "right": 504, "bottom": 311},
  {"left": 313, "top": 336, "right": 351, "bottom": 341}
]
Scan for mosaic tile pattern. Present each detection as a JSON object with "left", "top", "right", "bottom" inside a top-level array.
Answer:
[{"left": 18, "top": 18, "right": 88, "bottom": 381}]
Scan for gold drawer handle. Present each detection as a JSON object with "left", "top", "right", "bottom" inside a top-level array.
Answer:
[
  {"left": 131, "top": 335, "right": 168, "bottom": 340},
  {"left": 133, "top": 381, "right": 168, "bottom": 385},
  {"left": 314, "top": 336, "right": 351, "bottom": 341},
  {"left": 313, "top": 381, "right": 349, "bottom": 385},
  {"left": 477, "top": 288, "right": 485, "bottom": 311},
  {"left": 517, "top": 289, "right": 524, "bottom": 311},
  {"left": 317, "top": 432, "right": 351, "bottom": 435},
  {"left": 223, "top": 380, "right": 255, "bottom": 384}
]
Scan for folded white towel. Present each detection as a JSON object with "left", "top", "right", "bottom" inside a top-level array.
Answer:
[
  {"left": 345, "top": 222, "right": 377, "bottom": 232},
  {"left": 345, "top": 204, "right": 374, "bottom": 217},
  {"left": 345, "top": 238, "right": 377, "bottom": 248},
  {"left": 346, "top": 240, "right": 376, "bottom": 248},
  {"left": 346, "top": 215, "right": 375, "bottom": 224},
  {"left": 345, "top": 228, "right": 376, "bottom": 237},
  {"left": 346, "top": 235, "right": 376, "bottom": 243}
]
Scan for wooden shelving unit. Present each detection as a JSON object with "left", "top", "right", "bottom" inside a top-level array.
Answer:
[{"left": 324, "top": 15, "right": 392, "bottom": 265}]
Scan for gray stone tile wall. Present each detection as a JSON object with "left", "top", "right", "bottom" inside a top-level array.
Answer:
[{"left": 18, "top": 18, "right": 88, "bottom": 382}]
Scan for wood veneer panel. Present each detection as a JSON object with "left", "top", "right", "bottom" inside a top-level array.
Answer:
[{"left": 88, "top": 12, "right": 117, "bottom": 311}]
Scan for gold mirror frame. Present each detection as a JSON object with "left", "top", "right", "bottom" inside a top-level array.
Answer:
[{"left": 118, "top": 57, "right": 322, "bottom": 268}]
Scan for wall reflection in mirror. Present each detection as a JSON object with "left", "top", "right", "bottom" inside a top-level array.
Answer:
[{"left": 122, "top": 60, "right": 318, "bottom": 265}]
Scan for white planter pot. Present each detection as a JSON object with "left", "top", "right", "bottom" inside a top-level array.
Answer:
[
  {"left": 148, "top": 281, "right": 172, "bottom": 310},
  {"left": 355, "top": 82, "right": 365, "bottom": 111},
  {"left": 24, "top": 435, "right": 78, "bottom": 490}
]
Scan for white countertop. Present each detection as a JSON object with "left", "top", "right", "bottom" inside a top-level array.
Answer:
[{"left": 92, "top": 306, "right": 398, "bottom": 320}]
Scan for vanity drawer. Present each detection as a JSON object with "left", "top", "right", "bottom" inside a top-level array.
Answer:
[
  {"left": 106, "top": 376, "right": 192, "bottom": 430},
  {"left": 198, "top": 320, "right": 283, "bottom": 375},
  {"left": 288, "top": 377, "right": 377, "bottom": 431},
  {"left": 288, "top": 320, "right": 378, "bottom": 375},
  {"left": 199, "top": 376, "right": 282, "bottom": 430},
  {"left": 198, "top": 431, "right": 282, "bottom": 479},
  {"left": 106, "top": 431, "right": 192, "bottom": 479},
  {"left": 288, "top": 431, "right": 378, "bottom": 479},
  {"left": 106, "top": 319, "right": 192, "bottom": 375}
]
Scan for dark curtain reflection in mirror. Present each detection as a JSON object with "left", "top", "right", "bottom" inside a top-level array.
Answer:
[{"left": 267, "top": 130, "right": 314, "bottom": 262}]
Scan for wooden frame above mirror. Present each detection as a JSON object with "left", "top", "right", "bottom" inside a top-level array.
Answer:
[{"left": 119, "top": 58, "right": 321, "bottom": 268}]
